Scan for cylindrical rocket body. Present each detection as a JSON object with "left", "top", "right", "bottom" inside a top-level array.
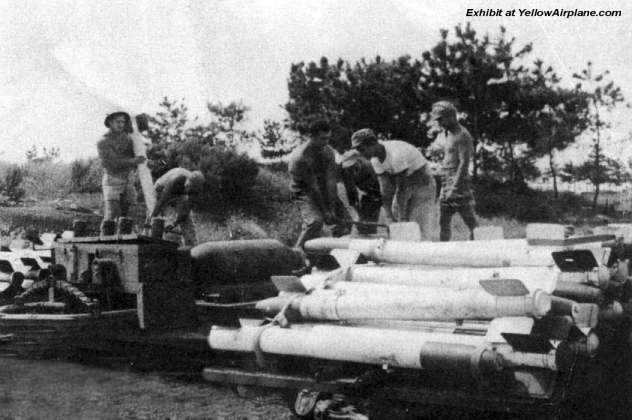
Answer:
[
  {"left": 305, "top": 238, "right": 557, "bottom": 267},
  {"left": 208, "top": 323, "right": 502, "bottom": 373},
  {"left": 345, "top": 265, "right": 558, "bottom": 294},
  {"left": 256, "top": 285, "right": 551, "bottom": 320}
]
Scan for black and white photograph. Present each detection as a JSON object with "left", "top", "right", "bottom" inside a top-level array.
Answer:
[{"left": 1, "top": 0, "right": 632, "bottom": 418}]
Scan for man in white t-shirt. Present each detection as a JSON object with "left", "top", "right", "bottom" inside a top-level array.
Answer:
[{"left": 351, "top": 128, "right": 437, "bottom": 240}]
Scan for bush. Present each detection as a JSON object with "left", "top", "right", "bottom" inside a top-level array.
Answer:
[
  {"left": 0, "top": 165, "right": 26, "bottom": 204},
  {"left": 199, "top": 147, "right": 259, "bottom": 208},
  {"left": 21, "top": 161, "right": 72, "bottom": 200},
  {"left": 474, "top": 178, "right": 557, "bottom": 222},
  {"left": 70, "top": 158, "right": 103, "bottom": 193}
]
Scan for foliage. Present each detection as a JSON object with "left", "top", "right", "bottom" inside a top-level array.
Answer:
[
  {"left": 206, "top": 101, "right": 253, "bottom": 148},
  {"left": 561, "top": 154, "right": 627, "bottom": 188},
  {"left": 474, "top": 177, "right": 556, "bottom": 222},
  {"left": 25, "top": 145, "right": 61, "bottom": 163},
  {"left": 0, "top": 165, "right": 26, "bottom": 204},
  {"left": 564, "top": 62, "right": 626, "bottom": 207},
  {"left": 258, "top": 119, "right": 301, "bottom": 159},
  {"left": 145, "top": 98, "right": 200, "bottom": 178},
  {"left": 69, "top": 158, "right": 103, "bottom": 193},
  {"left": 285, "top": 24, "right": 597, "bottom": 190},
  {"left": 144, "top": 98, "right": 261, "bottom": 204},
  {"left": 286, "top": 55, "right": 425, "bottom": 141},
  {"left": 198, "top": 147, "right": 259, "bottom": 208}
]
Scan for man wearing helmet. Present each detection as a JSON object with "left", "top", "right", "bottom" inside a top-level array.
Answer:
[{"left": 98, "top": 112, "right": 146, "bottom": 224}]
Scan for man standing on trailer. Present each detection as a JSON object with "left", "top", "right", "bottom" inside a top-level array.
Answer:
[
  {"left": 98, "top": 112, "right": 145, "bottom": 224},
  {"left": 430, "top": 101, "right": 478, "bottom": 241}
]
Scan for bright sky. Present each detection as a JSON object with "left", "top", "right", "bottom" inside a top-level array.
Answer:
[{"left": 1, "top": 0, "right": 631, "bottom": 163}]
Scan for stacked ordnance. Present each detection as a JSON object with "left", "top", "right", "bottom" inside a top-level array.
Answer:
[{"left": 207, "top": 224, "right": 632, "bottom": 399}]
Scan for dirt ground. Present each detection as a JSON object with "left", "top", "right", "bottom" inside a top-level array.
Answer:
[{"left": 0, "top": 357, "right": 293, "bottom": 419}]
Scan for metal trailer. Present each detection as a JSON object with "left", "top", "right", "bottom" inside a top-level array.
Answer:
[{"left": 0, "top": 227, "right": 631, "bottom": 418}]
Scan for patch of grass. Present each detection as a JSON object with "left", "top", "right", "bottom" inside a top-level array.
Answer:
[
  {"left": 22, "top": 161, "right": 73, "bottom": 200},
  {"left": 0, "top": 206, "right": 101, "bottom": 234}
]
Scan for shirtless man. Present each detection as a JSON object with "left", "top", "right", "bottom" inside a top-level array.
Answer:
[
  {"left": 98, "top": 112, "right": 145, "bottom": 223},
  {"left": 430, "top": 101, "right": 478, "bottom": 241},
  {"left": 150, "top": 168, "right": 204, "bottom": 246}
]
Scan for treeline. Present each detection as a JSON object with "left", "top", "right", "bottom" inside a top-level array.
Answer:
[
  {"left": 285, "top": 24, "right": 628, "bottom": 206},
  {"left": 2, "top": 24, "right": 628, "bottom": 221}
]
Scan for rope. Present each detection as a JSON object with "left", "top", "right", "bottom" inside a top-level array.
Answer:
[{"left": 252, "top": 298, "right": 296, "bottom": 368}]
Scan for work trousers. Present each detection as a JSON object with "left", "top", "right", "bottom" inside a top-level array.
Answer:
[
  {"left": 439, "top": 201, "right": 478, "bottom": 241},
  {"left": 294, "top": 194, "right": 350, "bottom": 249},
  {"left": 393, "top": 170, "right": 437, "bottom": 241},
  {"left": 357, "top": 196, "right": 382, "bottom": 234}
]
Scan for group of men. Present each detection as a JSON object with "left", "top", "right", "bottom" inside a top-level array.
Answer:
[
  {"left": 97, "top": 111, "right": 203, "bottom": 246},
  {"left": 289, "top": 100, "right": 478, "bottom": 249},
  {"left": 96, "top": 100, "right": 477, "bottom": 249}
]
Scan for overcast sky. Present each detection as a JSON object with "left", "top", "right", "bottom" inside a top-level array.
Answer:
[{"left": 1, "top": 0, "right": 631, "bottom": 162}]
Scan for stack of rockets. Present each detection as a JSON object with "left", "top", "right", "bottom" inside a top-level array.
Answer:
[{"left": 208, "top": 224, "right": 631, "bottom": 397}]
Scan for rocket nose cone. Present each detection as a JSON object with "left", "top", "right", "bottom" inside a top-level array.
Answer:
[{"left": 532, "top": 290, "right": 552, "bottom": 318}]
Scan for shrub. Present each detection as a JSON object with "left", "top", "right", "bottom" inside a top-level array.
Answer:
[
  {"left": 70, "top": 158, "right": 103, "bottom": 193},
  {"left": 0, "top": 165, "right": 26, "bottom": 204},
  {"left": 474, "top": 178, "right": 557, "bottom": 222},
  {"left": 198, "top": 147, "right": 259, "bottom": 208},
  {"left": 21, "top": 161, "right": 72, "bottom": 200}
]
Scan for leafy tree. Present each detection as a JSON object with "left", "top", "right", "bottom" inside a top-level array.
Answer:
[
  {"left": 286, "top": 56, "right": 425, "bottom": 141},
  {"left": 258, "top": 119, "right": 300, "bottom": 159},
  {"left": 525, "top": 62, "right": 590, "bottom": 197},
  {"left": 569, "top": 62, "right": 625, "bottom": 207},
  {"left": 0, "top": 165, "right": 25, "bottom": 203},
  {"left": 418, "top": 24, "right": 535, "bottom": 180},
  {"left": 144, "top": 98, "right": 261, "bottom": 206},
  {"left": 561, "top": 153, "right": 627, "bottom": 201},
  {"left": 25, "top": 145, "right": 61, "bottom": 163},
  {"left": 69, "top": 158, "right": 102, "bottom": 193},
  {"left": 146, "top": 97, "right": 192, "bottom": 145},
  {"left": 285, "top": 24, "right": 583, "bottom": 189},
  {"left": 207, "top": 101, "right": 254, "bottom": 148}
]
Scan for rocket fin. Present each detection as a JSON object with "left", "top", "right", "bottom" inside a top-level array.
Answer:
[
  {"left": 552, "top": 250, "right": 598, "bottom": 272},
  {"left": 486, "top": 317, "right": 534, "bottom": 342},
  {"left": 501, "top": 333, "right": 554, "bottom": 353},
  {"left": 271, "top": 276, "right": 308, "bottom": 293},
  {"left": 479, "top": 279, "right": 529, "bottom": 296},
  {"left": 330, "top": 249, "right": 360, "bottom": 269}
]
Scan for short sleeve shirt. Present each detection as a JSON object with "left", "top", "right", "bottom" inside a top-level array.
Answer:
[{"left": 370, "top": 140, "right": 428, "bottom": 176}]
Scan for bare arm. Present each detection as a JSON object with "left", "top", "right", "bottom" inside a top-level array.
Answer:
[{"left": 150, "top": 184, "right": 167, "bottom": 219}]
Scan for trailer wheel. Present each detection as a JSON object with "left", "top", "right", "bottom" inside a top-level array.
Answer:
[
  {"left": 287, "top": 388, "right": 321, "bottom": 419},
  {"left": 1, "top": 278, "right": 97, "bottom": 314}
]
